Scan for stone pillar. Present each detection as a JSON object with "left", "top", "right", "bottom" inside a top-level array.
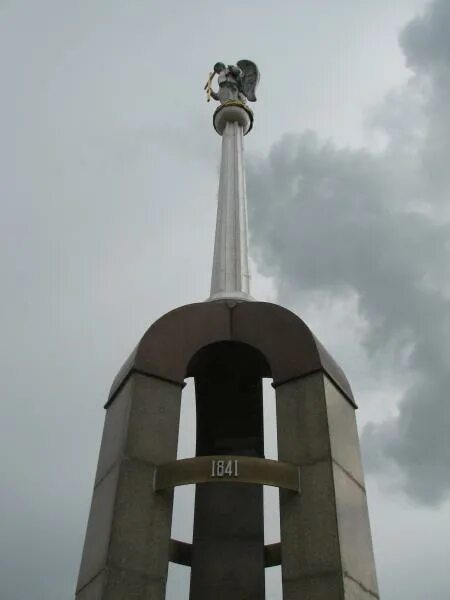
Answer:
[
  {"left": 276, "top": 372, "right": 379, "bottom": 600},
  {"left": 189, "top": 341, "right": 266, "bottom": 600},
  {"left": 76, "top": 373, "right": 182, "bottom": 600},
  {"left": 189, "top": 483, "right": 265, "bottom": 600}
]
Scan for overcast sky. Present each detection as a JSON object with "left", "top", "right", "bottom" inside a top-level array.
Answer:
[{"left": 1, "top": 1, "right": 449, "bottom": 599}]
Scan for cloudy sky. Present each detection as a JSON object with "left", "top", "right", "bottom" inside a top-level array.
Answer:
[{"left": 1, "top": 0, "right": 450, "bottom": 598}]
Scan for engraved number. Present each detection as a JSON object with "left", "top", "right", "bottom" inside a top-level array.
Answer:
[{"left": 211, "top": 459, "right": 239, "bottom": 478}]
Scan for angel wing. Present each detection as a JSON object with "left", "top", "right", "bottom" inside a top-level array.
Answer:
[{"left": 236, "top": 59, "right": 260, "bottom": 102}]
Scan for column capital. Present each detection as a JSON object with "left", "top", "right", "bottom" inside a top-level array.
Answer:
[{"left": 213, "top": 101, "right": 253, "bottom": 135}]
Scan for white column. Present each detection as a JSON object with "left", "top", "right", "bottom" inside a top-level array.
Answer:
[{"left": 209, "top": 105, "right": 253, "bottom": 301}]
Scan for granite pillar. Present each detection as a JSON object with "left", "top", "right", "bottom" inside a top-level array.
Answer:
[
  {"left": 76, "top": 373, "right": 182, "bottom": 600},
  {"left": 276, "top": 372, "right": 379, "bottom": 599}
]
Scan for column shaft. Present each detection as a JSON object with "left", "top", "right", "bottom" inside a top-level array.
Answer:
[
  {"left": 189, "top": 343, "right": 266, "bottom": 599},
  {"left": 210, "top": 121, "right": 251, "bottom": 300}
]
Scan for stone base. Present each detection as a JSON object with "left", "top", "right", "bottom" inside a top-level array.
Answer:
[{"left": 76, "top": 301, "right": 378, "bottom": 599}]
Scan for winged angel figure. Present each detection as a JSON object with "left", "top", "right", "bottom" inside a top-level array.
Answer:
[{"left": 204, "top": 60, "right": 260, "bottom": 104}]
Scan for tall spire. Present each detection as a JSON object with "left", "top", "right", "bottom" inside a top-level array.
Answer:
[
  {"left": 205, "top": 60, "right": 260, "bottom": 301},
  {"left": 210, "top": 114, "right": 252, "bottom": 300}
]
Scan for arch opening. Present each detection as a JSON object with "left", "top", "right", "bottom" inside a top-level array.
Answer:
[
  {"left": 187, "top": 341, "right": 270, "bottom": 458},
  {"left": 187, "top": 340, "right": 270, "bottom": 598}
]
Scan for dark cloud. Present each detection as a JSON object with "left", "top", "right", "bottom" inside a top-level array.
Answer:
[
  {"left": 400, "top": 0, "right": 450, "bottom": 70},
  {"left": 400, "top": 0, "right": 450, "bottom": 205},
  {"left": 248, "top": 0, "right": 450, "bottom": 504}
]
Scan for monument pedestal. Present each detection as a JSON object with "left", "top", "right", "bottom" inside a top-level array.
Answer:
[{"left": 76, "top": 301, "right": 378, "bottom": 599}]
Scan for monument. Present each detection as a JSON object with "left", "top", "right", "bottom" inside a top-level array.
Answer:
[{"left": 76, "top": 60, "right": 379, "bottom": 599}]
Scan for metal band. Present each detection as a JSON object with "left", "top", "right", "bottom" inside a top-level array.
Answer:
[
  {"left": 169, "top": 539, "right": 281, "bottom": 568},
  {"left": 264, "top": 542, "right": 282, "bottom": 567},
  {"left": 169, "top": 539, "right": 192, "bottom": 567},
  {"left": 154, "top": 455, "right": 300, "bottom": 492}
]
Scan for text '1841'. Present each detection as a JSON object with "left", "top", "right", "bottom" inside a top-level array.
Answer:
[{"left": 211, "top": 459, "right": 239, "bottom": 478}]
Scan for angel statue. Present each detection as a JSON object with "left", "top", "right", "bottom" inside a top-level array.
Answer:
[{"left": 204, "top": 60, "right": 260, "bottom": 105}]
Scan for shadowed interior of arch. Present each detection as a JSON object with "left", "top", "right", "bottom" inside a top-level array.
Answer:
[
  {"left": 188, "top": 341, "right": 270, "bottom": 457},
  {"left": 187, "top": 340, "right": 271, "bottom": 597}
]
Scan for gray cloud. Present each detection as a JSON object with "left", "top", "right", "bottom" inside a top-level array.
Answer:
[{"left": 248, "top": 0, "right": 450, "bottom": 505}]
